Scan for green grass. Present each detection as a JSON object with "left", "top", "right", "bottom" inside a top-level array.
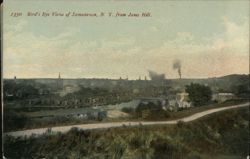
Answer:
[
  {"left": 4, "top": 99, "right": 248, "bottom": 132},
  {"left": 167, "top": 99, "right": 248, "bottom": 120},
  {"left": 4, "top": 107, "right": 249, "bottom": 159}
]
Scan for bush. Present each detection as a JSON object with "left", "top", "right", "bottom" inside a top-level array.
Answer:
[
  {"left": 187, "top": 151, "right": 201, "bottom": 159},
  {"left": 177, "top": 120, "right": 185, "bottom": 128},
  {"left": 4, "top": 108, "right": 248, "bottom": 159},
  {"left": 121, "top": 107, "right": 134, "bottom": 114},
  {"left": 134, "top": 101, "right": 171, "bottom": 120},
  {"left": 4, "top": 111, "right": 29, "bottom": 132},
  {"left": 186, "top": 83, "right": 212, "bottom": 106},
  {"left": 150, "top": 137, "right": 189, "bottom": 159}
]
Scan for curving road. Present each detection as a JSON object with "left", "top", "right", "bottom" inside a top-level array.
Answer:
[{"left": 4, "top": 102, "right": 249, "bottom": 138}]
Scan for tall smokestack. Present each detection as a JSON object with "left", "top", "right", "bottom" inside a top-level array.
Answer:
[
  {"left": 178, "top": 68, "right": 181, "bottom": 79},
  {"left": 173, "top": 59, "right": 182, "bottom": 79}
]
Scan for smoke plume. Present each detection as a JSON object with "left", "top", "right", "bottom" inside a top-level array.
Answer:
[
  {"left": 148, "top": 70, "right": 165, "bottom": 81},
  {"left": 173, "top": 59, "right": 182, "bottom": 79}
]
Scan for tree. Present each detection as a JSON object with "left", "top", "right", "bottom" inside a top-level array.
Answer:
[
  {"left": 185, "top": 83, "right": 212, "bottom": 106},
  {"left": 232, "top": 84, "right": 250, "bottom": 98}
]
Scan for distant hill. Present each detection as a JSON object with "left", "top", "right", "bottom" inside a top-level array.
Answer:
[
  {"left": 169, "top": 74, "right": 249, "bottom": 92},
  {"left": 213, "top": 74, "right": 249, "bottom": 83}
]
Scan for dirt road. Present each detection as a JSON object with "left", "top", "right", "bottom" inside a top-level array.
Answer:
[{"left": 5, "top": 102, "right": 249, "bottom": 138}]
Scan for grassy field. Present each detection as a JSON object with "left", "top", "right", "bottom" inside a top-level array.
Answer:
[
  {"left": 166, "top": 99, "right": 248, "bottom": 120},
  {"left": 4, "top": 99, "right": 248, "bottom": 132},
  {"left": 4, "top": 107, "right": 249, "bottom": 159}
]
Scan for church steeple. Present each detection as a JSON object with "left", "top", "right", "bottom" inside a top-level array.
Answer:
[{"left": 57, "top": 72, "right": 63, "bottom": 90}]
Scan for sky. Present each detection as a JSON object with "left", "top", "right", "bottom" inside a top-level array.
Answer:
[{"left": 3, "top": 0, "right": 250, "bottom": 79}]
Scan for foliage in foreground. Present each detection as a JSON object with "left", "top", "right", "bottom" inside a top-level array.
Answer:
[{"left": 4, "top": 108, "right": 249, "bottom": 159}]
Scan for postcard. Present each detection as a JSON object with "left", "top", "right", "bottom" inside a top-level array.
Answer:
[{"left": 2, "top": 0, "right": 249, "bottom": 158}]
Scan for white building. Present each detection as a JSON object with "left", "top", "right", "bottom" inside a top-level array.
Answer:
[
  {"left": 166, "top": 91, "right": 192, "bottom": 111},
  {"left": 212, "top": 93, "right": 235, "bottom": 103}
]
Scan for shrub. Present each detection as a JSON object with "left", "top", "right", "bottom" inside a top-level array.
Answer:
[
  {"left": 177, "top": 120, "right": 185, "bottom": 128},
  {"left": 186, "top": 83, "right": 212, "bottom": 106},
  {"left": 121, "top": 107, "right": 134, "bottom": 114}
]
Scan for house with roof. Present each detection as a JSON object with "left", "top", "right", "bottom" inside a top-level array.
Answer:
[
  {"left": 212, "top": 93, "right": 235, "bottom": 103},
  {"left": 165, "top": 91, "right": 192, "bottom": 111}
]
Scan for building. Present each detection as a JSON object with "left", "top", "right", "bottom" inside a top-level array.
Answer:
[
  {"left": 57, "top": 72, "right": 63, "bottom": 90},
  {"left": 176, "top": 92, "right": 189, "bottom": 102},
  {"left": 138, "top": 97, "right": 167, "bottom": 107},
  {"left": 212, "top": 93, "right": 235, "bottom": 103},
  {"left": 166, "top": 91, "right": 192, "bottom": 111}
]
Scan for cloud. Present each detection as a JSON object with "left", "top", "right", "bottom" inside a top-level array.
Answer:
[
  {"left": 212, "top": 17, "right": 249, "bottom": 54},
  {"left": 148, "top": 26, "right": 159, "bottom": 32},
  {"left": 3, "top": 16, "right": 249, "bottom": 79},
  {"left": 142, "top": 17, "right": 249, "bottom": 78},
  {"left": 4, "top": 19, "right": 28, "bottom": 33}
]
